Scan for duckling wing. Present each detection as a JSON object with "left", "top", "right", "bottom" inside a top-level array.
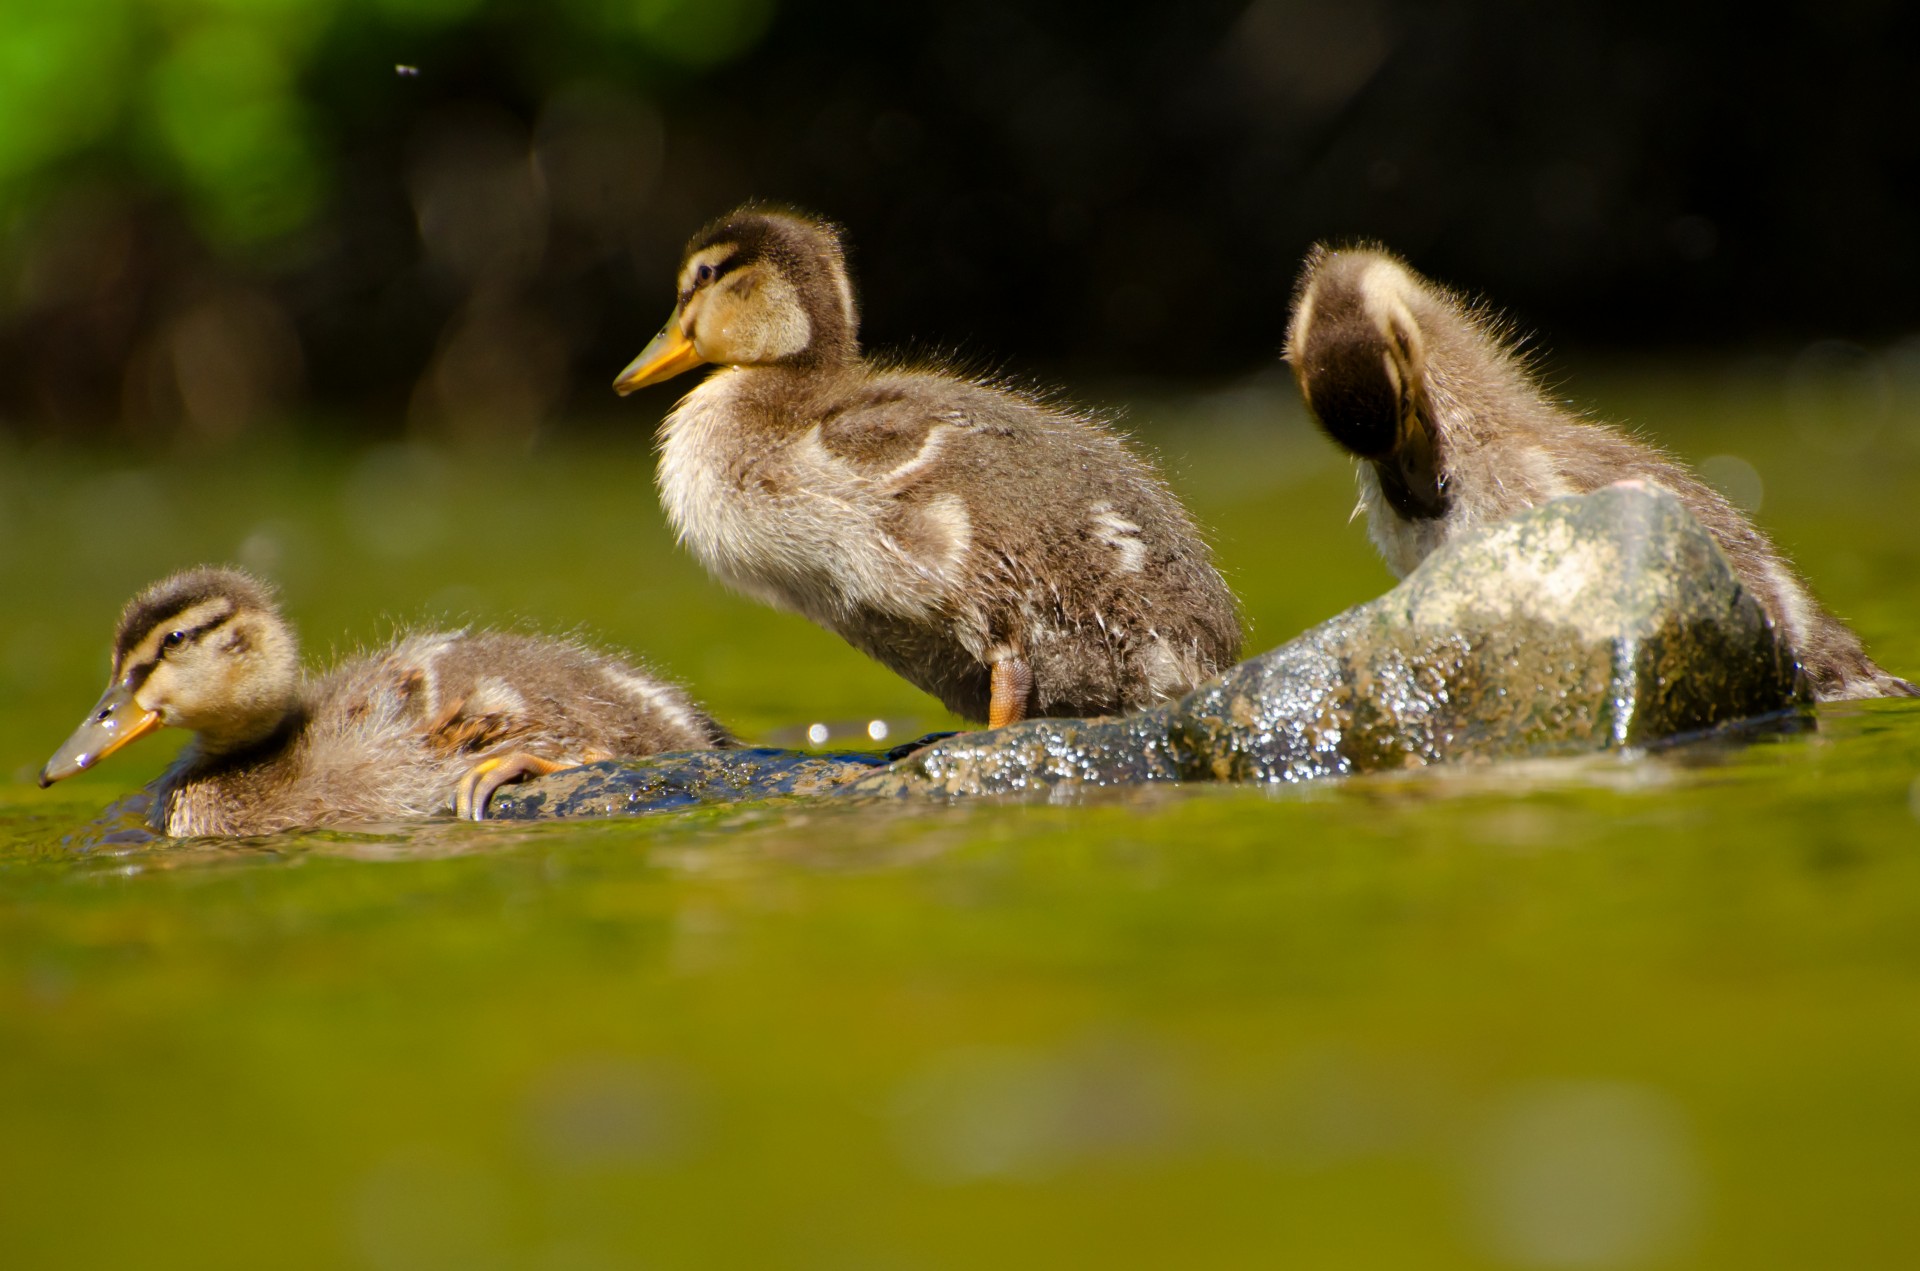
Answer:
[
  {"left": 736, "top": 402, "right": 981, "bottom": 617},
  {"left": 384, "top": 629, "right": 729, "bottom": 758},
  {"left": 814, "top": 400, "right": 961, "bottom": 474},
  {"left": 815, "top": 378, "right": 1240, "bottom": 686}
]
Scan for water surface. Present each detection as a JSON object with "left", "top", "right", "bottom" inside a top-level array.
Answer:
[{"left": 3, "top": 370, "right": 1918, "bottom": 1268}]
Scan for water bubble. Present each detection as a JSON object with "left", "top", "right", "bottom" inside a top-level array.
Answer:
[
  {"left": 867, "top": 719, "right": 891, "bottom": 742},
  {"left": 806, "top": 722, "right": 829, "bottom": 746},
  {"left": 1468, "top": 1081, "right": 1699, "bottom": 1269}
]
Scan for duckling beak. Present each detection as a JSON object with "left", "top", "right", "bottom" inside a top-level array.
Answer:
[
  {"left": 38, "top": 683, "right": 163, "bottom": 787},
  {"left": 613, "top": 314, "right": 708, "bottom": 395}
]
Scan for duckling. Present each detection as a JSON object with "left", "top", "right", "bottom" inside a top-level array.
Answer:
[
  {"left": 1285, "top": 244, "right": 1915, "bottom": 701},
  {"left": 612, "top": 204, "right": 1241, "bottom": 727},
  {"left": 38, "top": 567, "right": 733, "bottom": 835}
]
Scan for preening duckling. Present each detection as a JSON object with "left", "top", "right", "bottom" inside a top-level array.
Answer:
[
  {"left": 39, "top": 568, "right": 733, "bottom": 835},
  {"left": 1285, "top": 245, "right": 1915, "bottom": 702},
  {"left": 613, "top": 204, "right": 1241, "bottom": 727}
]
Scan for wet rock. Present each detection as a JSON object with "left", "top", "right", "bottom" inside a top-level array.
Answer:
[
  {"left": 495, "top": 484, "right": 1808, "bottom": 816},
  {"left": 485, "top": 737, "right": 952, "bottom": 820},
  {"left": 860, "top": 483, "right": 1807, "bottom": 798}
]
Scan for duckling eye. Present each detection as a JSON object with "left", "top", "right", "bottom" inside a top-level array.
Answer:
[
  {"left": 694, "top": 262, "right": 717, "bottom": 285},
  {"left": 162, "top": 630, "right": 187, "bottom": 651}
]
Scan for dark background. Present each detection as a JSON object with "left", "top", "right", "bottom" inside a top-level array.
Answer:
[{"left": 3, "top": 0, "right": 1915, "bottom": 443}]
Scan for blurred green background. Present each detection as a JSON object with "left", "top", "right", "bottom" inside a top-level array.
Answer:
[
  {"left": 4, "top": 0, "right": 1919, "bottom": 438},
  {"left": 4, "top": 1, "right": 1920, "bottom": 1268}
]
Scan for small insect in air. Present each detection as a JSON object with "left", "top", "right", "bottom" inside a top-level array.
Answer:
[{"left": 395, "top": 64, "right": 420, "bottom": 77}]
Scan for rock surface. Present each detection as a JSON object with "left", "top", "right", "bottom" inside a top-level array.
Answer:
[
  {"left": 489, "top": 484, "right": 1808, "bottom": 819},
  {"left": 487, "top": 738, "right": 948, "bottom": 821}
]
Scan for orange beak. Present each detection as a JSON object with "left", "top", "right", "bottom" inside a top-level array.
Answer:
[
  {"left": 39, "top": 682, "right": 164, "bottom": 787},
  {"left": 613, "top": 313, "right": 707, "bottom": 396}
]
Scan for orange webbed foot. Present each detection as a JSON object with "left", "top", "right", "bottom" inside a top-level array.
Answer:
[
  {"left": 987, "top": 654, "right": 1033, "bottom": 730},
  {"left": 453, "top": 752, "right": 574, "bottom": 821}
]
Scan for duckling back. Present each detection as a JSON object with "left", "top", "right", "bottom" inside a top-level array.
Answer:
[
  {"left": 660, "top": 362, "right": 1242, "bottom": 721},
  {"left": 155, "top": 630, "right": 731, "bottom": 837},
  {"left": 1286, "top": 244, "right": 1915, "bottom": 701},
  {"left": 869, "top": 373, "right": 1242, "bottom": 718}
]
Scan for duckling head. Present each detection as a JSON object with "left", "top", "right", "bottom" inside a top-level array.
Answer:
[
  {"left": 40, "top": 567, "right": 302, "bottom": 786},
  {"left": 614, "top": 205, "right": 859, "bottom": 395},
  {"left": 1284, "top": 245, "right": 1449, "bottom": 519}
]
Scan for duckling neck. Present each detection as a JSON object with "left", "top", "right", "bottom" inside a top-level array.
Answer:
[
  {"left": 730, "top": 356, "right": 864, "bottom": 417},
  {"left": 192, "top": 688, "right": 305, "bottom": 759},
  {"left": 772, "top": 331, "right": 860, "bottom": 379}
]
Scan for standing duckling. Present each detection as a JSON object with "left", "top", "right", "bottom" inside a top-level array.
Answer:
[
  {"left": 1285, "top": 244, "right": 1914, "bottom": 701},
  {"left": 39, "top": 567, "right": 733, "bottom": 834},
  {"left": 613, "top": 204, "right": 1241, "bottom": 727}
]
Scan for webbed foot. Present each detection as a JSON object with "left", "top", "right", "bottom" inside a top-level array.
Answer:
[
  {"left": 987, "top": 654, "right": 1034, "bottom": 729},
  {"left": 454, "top": 752, "right": 573, "bottom": 821}
]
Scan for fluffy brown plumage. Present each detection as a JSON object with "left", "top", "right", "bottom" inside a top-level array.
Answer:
[
  {"left": 40, "top": 567, "right": 733, "bottom": 835},
  {"left": 1285, "top": 244, "right": 1914, "bottom": 701},
  {"left": 614, "top": 204, "right": 1241, "bottom": 724}
]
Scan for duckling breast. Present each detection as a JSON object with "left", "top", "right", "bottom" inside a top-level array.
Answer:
[{"left": 657, "top": 370, "right": 977, "bottom": 623}]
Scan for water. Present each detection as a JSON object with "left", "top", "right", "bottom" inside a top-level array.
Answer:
[{"left": 3, "top": 369, "right": 1919, "bottom": 1268}]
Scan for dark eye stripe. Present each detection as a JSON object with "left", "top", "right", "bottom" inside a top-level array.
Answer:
[
  {"left": 170, "top": 612, "right": 234, "bottom": 649},
  {"left": 122, "top": 611, "right": 235, "bottom": 687},
  {"left": 688, "top": 252, "right": 744, "bottom": 295}
]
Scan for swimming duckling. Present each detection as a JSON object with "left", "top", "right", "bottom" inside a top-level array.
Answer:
[
  {"left": 1285, "top": 244, "right": 1915, "bottom": 701},
  {"left": 39, "top": 568, "right": 733, "bottom": 835},
  {"left": 612, "top": 204, "right": 1241, "bottom": 727}
]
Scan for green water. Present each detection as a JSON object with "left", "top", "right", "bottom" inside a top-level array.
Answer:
[{"left": 3, "top": 371, "right": 1919, "bottom": 1268}]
